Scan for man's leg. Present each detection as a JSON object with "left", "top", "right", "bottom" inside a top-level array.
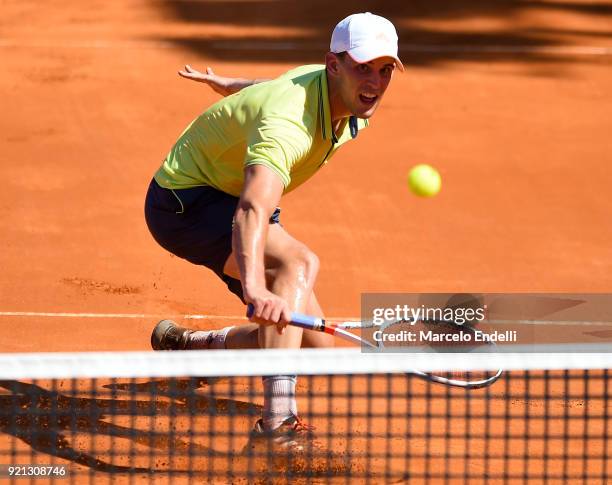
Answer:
[
  {"left": 173, "top": 224, "right": 332, "bottom": 428},
  {"left": 213, "top": 223, "right": 335, "bottom": 349},
  {"left": 223, "top": 224, "right": 331, "bottom": 430},
  {"left": 145, "top": 179, "right": 330, "bottom": 439}
]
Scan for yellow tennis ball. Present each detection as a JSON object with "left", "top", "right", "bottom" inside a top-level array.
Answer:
[{"left": 408, "top": 164, "right": 441, "bottom": 197}]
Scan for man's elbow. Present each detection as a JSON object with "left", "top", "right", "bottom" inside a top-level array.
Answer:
[{"left": 234, "top": 199, "right": 271, "bottom": 224}]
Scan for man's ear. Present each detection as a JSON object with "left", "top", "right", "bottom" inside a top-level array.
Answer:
[{"left": 325, "top": 52, "right": 341, "bottom": 76}]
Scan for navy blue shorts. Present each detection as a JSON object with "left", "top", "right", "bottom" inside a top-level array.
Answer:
[{"left": 144, "top": 178, "right": 281, "bottom": 302}]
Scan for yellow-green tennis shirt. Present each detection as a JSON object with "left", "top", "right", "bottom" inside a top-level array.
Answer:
[{"left": 154, "top": 64, "right": 368, "bottom": 196}]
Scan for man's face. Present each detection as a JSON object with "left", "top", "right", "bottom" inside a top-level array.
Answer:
[{"left": 334, "top": 54, "right": 396, "bottom": 119}]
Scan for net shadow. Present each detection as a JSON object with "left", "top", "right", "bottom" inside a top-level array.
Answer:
[{"left": 0, "top": 378, "right": 261, "bottom": 475}]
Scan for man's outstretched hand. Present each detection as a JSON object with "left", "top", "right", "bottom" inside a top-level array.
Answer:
[{"left": 178, "top": 65, "right": 236, "bottom": 97}]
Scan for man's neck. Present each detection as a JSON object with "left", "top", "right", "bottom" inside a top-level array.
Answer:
[{"left": 326, "top": 70, "right": 350, "bottom": 125}]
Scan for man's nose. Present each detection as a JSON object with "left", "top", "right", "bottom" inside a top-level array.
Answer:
[{"left": 366, "top": 72, "right": 383, "bottom": 91}]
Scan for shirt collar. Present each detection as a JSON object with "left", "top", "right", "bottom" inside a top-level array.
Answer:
[
  {"left": 318, "top": 69, "right": 360, "bottom": 143},
  {"left": 318, "top": 69, "right": 333, "bottom": 141}
]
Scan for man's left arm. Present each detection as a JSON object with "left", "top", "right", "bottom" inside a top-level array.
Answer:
[{"left": 178, "top": 65, "right": 270, "bottom": 96}]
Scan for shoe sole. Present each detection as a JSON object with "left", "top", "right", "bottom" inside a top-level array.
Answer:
[{"left": 151, "top": 319, "right": 180, "bottom": 351}]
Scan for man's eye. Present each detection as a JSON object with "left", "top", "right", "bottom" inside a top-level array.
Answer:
[{"left": 358, "top": 64, "right": 369, "bottom": 73}]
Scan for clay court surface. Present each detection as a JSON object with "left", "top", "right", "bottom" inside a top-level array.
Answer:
[{"left": 1, "top": 0, "right": 611, "bottom": 482}]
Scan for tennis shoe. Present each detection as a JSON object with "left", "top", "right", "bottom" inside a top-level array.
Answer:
[
  {"left": 246, "top": 415, "right": 316, "bottom": 453},
  {"left": 150, "top": 319, "right": 196, "bottom": 350},
  {"left": 243, "top": 415, "right": 352, "bottom": 475}
]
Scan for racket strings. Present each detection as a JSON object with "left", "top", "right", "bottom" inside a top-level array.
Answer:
[{"left": 373, "top": 319, "right": 502, "bottom": 388}]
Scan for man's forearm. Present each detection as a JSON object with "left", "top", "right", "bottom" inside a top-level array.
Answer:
[
  {"left": 232, "top": 204, "right": 268, "bottom": 292},
  {"left": 227, "top": 78, "right": 270, "bottom": 95},
  {"left": 178, "top": 65, "right": 271, "bottom": 97}
]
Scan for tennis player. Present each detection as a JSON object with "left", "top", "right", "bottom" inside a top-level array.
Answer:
[{"left": 145, "top": 12, "right": 403, "bottom": 457}]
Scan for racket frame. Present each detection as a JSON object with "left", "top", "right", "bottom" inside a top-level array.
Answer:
[{"left": 246, "top": 304, "right": 503, "bottom": 389}]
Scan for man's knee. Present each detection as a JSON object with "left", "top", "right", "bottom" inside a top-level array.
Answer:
[
  {"left": 300, "top": 247, "right": 320, "bottom": 279},
  {"left": 279, "top": 246, "right": 319, "bottom": 285}
]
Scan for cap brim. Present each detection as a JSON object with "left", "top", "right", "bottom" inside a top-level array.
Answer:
[{"left": 347, "top": 45, "right": 405, "bottom": 72}]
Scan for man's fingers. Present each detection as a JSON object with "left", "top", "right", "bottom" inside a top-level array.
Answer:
[
  {"left": 178, "top": 69, "right": 196, "bottom": 78},
  {"left": 274, "top": 306, "right": 292, "bottom": 334},
  {"left": 271, "top": 307, "right": 287, "bottom": 335},
  {"left": 270, "top": 307, "right": 282, "bottom": 325},
  {"left": 249, "top": 302, "right": 264, "bottom": 322},
  {"left": 261, "top": 302, "right": 274, "bottom": 323},
  {"left": 246, "top": 298, "right": 293, "bottom": 333},
  {"left": 179, "top": 65, "right": 210, "bottom": 80},
  {"left": 281, "top": 308, "right": 292, "bottom": 325}
]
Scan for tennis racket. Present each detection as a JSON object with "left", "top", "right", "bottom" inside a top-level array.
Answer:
[{"left": 246, "top": 304, "right": 502, "bottom": 389}]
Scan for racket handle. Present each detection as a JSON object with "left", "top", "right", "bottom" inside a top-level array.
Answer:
[
  {"left": 290, "top": 312, "right": 324, "bottom": 331},
  {"left": 246, "top": 303, "right": 324, "bottom": 331}
]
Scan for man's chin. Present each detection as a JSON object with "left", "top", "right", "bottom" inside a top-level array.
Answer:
[
  {"left": 351, "top": 100, "right": 380, "bottom": 119},
  {"left": 351, "top": 106, "right": 378, "bottom": 119}
]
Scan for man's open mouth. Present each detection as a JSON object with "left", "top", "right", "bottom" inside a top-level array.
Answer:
[{"left": 359, "top": 92, "right": 378, "bottom": 105}]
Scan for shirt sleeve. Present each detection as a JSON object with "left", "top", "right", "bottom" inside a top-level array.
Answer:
[{"left": 245, "top": 116, "right": 312, "bottom": 189}]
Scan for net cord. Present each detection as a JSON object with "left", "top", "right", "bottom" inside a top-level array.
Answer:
[{"left": 1, "top": 346, "right": 611, "bottom": 379}]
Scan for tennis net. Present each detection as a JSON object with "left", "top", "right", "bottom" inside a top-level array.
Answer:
[{"left": 0, "top": 348, "right": 610, "bottom": 484}]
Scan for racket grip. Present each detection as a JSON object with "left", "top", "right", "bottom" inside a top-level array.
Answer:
[
  {"left": 246, "top": 303, "right": 323, "bottom": 331},
  {"left": 290, "top": 312, "right": 323, "bottom": 331}
]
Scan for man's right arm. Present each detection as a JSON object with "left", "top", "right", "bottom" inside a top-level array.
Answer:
[
  {"left": 178, "top": 65, "right": 270, "bottom": 97},
  {"left": 233, "top": 164, "right": 291, "bottom": 326}
]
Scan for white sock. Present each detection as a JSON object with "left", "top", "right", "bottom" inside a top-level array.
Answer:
[
  {"left": 262, "top": 375, "right": 298, "bottom": 431},
  {"left": 187, "top": 326, "right": 234, "bottom": 350}
]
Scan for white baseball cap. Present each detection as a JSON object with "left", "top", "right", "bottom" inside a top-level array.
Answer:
[{"left": 330, "top": 12, "right": 404, "bottom": 71}]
